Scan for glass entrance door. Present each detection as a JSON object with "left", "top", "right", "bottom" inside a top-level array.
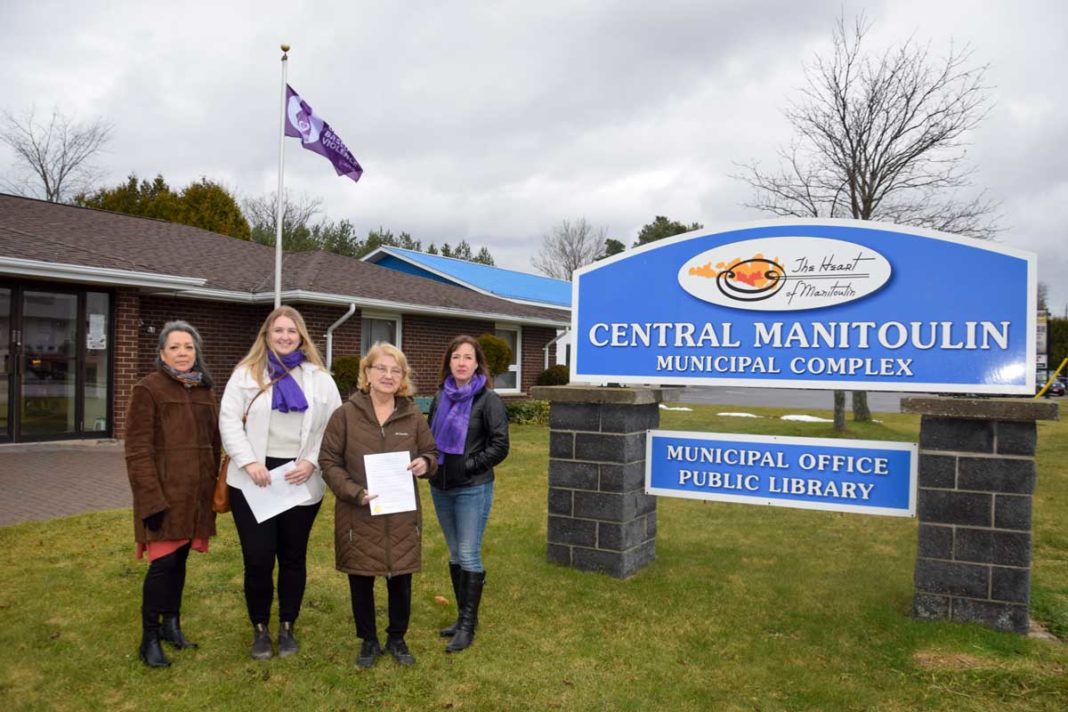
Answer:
[
  {"left": 0, "top": 285, "right": 111, "bottom": 442},
  {"left": 19, "top": 291, "right": 78, "bottom": 439}
]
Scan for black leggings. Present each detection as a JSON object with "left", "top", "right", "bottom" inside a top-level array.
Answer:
[
  {"left": 142, "top": 542, "right": 190, "bottom": 631},
  {"left": 347, "top": 574, "right": 412, "bottom": 641},
  {"left": 230, "top": 475, "right": 321, "bottom": 626}
]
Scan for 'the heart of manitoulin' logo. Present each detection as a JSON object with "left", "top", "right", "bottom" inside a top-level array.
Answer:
[{"left": 677, "top": 237, "right": 893, "bottom": 311}]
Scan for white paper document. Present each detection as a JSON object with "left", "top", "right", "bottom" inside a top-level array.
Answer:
[
  {"left": 363, "top": 451, "right": 417, "bottom": 516},
  {"left": 240, "top": 460, "right": 314, "bottom": 523}
]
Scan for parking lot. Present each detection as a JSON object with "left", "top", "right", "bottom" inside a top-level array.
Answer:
[{"left": 0, "top": 440, "right": 130, "bottom": 527}]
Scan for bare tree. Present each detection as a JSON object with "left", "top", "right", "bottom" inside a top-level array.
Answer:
[
  {"left": 736, "top": 15, "right": 999, "bottom": 429},
  {"left": 1, "top": 108, "right": 112, "bottom": 202},
  {"left": 242, "top": 190, "right": 323, "bottom": 249},
  {"left": 533, "top": 218, "right": 608, "bottom": 280}
]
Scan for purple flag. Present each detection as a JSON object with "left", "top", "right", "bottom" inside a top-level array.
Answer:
[{"left": 284, "top": 85, "right": 363, "bottom": 183}]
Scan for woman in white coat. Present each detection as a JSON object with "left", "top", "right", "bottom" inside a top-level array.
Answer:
[{"left": 219, "top": 306, "right": 341, "bottom": 660}]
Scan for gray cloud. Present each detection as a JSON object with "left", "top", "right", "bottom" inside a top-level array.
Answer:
[{"left": 2, "top": 0, "right": 1065, "bottom": 312}]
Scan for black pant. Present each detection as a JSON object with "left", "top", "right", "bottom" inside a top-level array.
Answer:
[
  {"left": 142, "top": 542, "right": 191, "bottom": 631},
  {"left": 229, "top": 470, "right": 321, "bottom": 626},
  {"left": 347, "top": 574, "right": 412, "bottom": 641}
]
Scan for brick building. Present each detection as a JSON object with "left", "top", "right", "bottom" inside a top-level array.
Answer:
[{"left": 0, "top": 194, "right": 568, "bottom": 443}]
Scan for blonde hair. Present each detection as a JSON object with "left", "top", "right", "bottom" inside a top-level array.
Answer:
[
  {"left": 236, "top": 306, "right": 326, "bottom": 387},
  {"left": 357, "top": 342, "right": 415, "bottom": 397}
]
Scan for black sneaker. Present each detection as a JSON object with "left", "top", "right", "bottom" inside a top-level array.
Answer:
[
  {"left": 385, "top": 637, "right": 416, "bottom": 666},
  {"left": 250, "top": 623, "right": 273, "bottom": 661},
  {"left": 277, "top": 622, "right": 298, "bottom": 658},
  {"left": 356, "top": 638, "right": 381, "bottom": 669}
]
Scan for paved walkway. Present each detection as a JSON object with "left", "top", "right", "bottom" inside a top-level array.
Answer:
[{"left": 0, "top": 440, "right": 131, "bottom": 527}]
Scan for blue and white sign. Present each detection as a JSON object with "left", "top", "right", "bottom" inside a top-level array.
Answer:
[
  {"left": 646, "top": 430, "right": 918, "bottom": 517},
  {"left": 572, "top": 220, "right": 1037, "bottom": 393}
]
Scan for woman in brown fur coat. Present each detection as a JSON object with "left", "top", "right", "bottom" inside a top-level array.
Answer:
[{"left": 125, "top": 320, "right": 221, "bottom": 668}]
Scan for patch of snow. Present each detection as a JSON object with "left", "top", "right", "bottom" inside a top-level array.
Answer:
[
  {"left": 717, "top": 412, "right": 762, "bottom": 418},
  {"left": 780, "top": 414, "right": 833, "bottom": 422},
  {"left": 659, "top": 404, "right": 693, "bottom": 411}
]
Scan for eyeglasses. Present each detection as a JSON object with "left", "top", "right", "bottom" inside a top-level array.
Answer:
[{"left": 370, "top": 364, "right": 404, "bottom": 377}]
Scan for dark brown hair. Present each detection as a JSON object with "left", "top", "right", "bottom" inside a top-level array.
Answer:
[{"left": 438, "top": 334, "right": 493, "bottom": 388}]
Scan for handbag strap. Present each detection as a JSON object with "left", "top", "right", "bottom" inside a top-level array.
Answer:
[{"left": 242, "top": 367, "right": 296, "bottom": 424}]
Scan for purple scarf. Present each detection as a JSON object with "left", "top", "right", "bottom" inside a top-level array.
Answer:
[
  {"left": 431, "top": 373, "right": 486, "bottom": 464},
  {"left": 268, "top": 351, "right": 308, "bottom": 412}
]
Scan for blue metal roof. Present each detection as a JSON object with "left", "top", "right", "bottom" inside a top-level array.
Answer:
[{"left": 364, "top": 247, "right": 572, "bottom": 309}]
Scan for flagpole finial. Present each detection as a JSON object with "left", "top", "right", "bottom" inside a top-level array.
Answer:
[{"left": 281, "top": 43, "right": 291, "bottom": 55}]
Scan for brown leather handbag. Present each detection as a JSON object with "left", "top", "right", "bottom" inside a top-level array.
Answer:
[
  {"left": 212, "top": 453, "right": 233, "bottom": 513},
  {"left": 212, "top": 369, "right": 293, "bottom": 514}
]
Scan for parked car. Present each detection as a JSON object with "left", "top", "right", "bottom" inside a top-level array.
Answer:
[
  {"left": 1037, "top": 378, "right": 1066, "bottom": 397},
  {"left": 1052, "top": 378, "right": 1066, "bottom": 397}
]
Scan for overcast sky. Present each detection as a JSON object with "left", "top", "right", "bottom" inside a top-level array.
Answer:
[{"left": 3, "top": 1, "right": 1066, "bottom": 314}]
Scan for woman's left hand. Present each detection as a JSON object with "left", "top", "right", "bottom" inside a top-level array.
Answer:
[
  {"left": 285, "top": 459, "right": 316, "bottom": 485},
  {"left": 407, "top": 457, "right": 430, "bottom": 478}
]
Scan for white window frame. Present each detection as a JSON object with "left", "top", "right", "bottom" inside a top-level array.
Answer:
[
  {"left": 360, "top": 312, "right": 403, "bottom": 355},
  {"left": 494, "top": 324, "right": 521, "bottom": 393}
]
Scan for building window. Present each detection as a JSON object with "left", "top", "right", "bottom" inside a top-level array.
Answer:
[
  {"left": 361, "top": 316, "right": 399, "bottom": 355},
  {"left": 494, "top": 326, "right": 520, "bottom": 392},
  {"left": 84, "top": 292, "right": 110, "bottom": 433}
]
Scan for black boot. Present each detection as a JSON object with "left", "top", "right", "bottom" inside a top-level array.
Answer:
[
  {"left": 250, "top": 623, "right": 273, "bottom": 660},
  {"left": 139, "top": 629, "right": 171, "bottom": 668},
  {"left": 439, "top": 563, "right": 463, "bottom": 638},
  {"left": 277, "top": 621, "right": 299, "bottom": 658},
  {"left": 446, "top": 570, "right": 485, "bottom": 653},
  {"left": 160, "top": 615, "right": 198, "bottom": 650}
]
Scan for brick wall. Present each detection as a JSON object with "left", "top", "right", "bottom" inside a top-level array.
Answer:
[
  {"left": 402, "top": 315, "right": 495, "bottom": 395},
  {"left": 113, "top": 295, "right": 560, "bottom": 437},
  {"left": 521, "top": 326, "right": 557, "bottom": 392},
  {"left": 297, "top": 304, "right": 362, "bottom": 363},
  {"left": 112, "top": 289, "right": 140, "bottom": 437}
]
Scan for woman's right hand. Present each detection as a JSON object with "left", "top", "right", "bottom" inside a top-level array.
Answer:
[
  {"left": 244, "top": 462, "right": 271, "bottom": 487},
  {"left": 359, "top": 491, "right": 379, "bottom": 506}
]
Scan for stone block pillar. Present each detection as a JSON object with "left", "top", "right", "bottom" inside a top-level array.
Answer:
[
  {"left": 531, "top": 385, "right": 662, "bottom": 578},
  {"left": 902, "top": 396, "right": 1058, "bottom": 634}
]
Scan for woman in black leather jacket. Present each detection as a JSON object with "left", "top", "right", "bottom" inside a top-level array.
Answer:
[{"left": 427, "top": 335, "right": 509, "bottom": 652}]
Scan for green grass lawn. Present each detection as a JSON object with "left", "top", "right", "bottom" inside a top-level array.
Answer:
[{"left": 1, "top": 403, "right": 1065, "bottom": 711}]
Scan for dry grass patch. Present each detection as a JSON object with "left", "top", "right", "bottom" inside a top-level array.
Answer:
[{"left": 914, "top": 647, "right": 1067, "bottom": 677}]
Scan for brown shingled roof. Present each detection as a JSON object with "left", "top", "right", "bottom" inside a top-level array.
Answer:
[{"left": 0, "top": 194, "right": 566, "bottom": 325}]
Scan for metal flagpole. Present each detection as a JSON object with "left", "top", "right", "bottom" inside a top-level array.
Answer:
[{"left": 274, "top": 44, "right": 290, "bottom": 309}]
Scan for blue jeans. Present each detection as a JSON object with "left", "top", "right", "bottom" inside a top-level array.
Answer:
[{"left": 430, "top": 480, "right": 494, "bottom": 572}]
